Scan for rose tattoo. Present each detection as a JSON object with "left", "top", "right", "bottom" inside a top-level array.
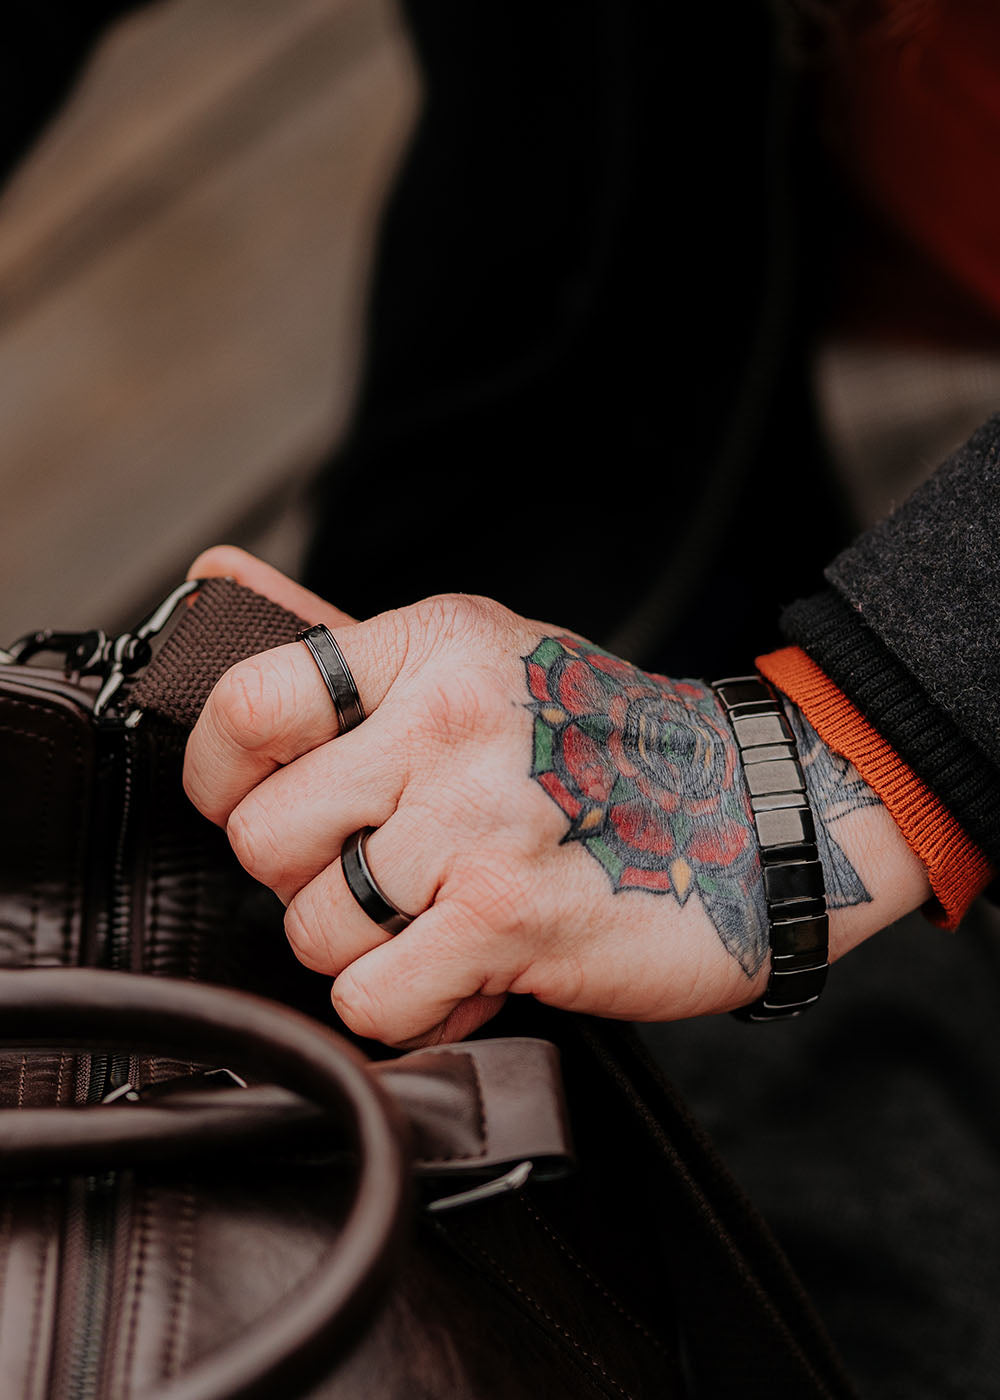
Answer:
[{"left": 523, "top": 636, "right": 769, "bottom": 977}]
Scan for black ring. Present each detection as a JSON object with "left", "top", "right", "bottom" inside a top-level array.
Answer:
[
  {"left": 298, "top": 624, "right": 366, "bottom": 734},
  {"left": 341, "top": 827, "right": 413, "bottom": 936}
]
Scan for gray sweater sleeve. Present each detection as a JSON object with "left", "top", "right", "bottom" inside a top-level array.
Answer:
[{"left": 780, "top": 412, "right": 1000, "bottom": 866}]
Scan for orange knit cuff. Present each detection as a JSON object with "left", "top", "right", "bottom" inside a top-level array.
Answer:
[{"left": 755, "top": 646, "right": 993, "bottom": 930}]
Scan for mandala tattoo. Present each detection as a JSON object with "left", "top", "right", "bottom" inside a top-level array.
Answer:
[
  {"left": 523, "top": 635, "right": 769, "bottom": 977},
  {"left": 781, "top": 704, "right": 878, "bottom": 909}
]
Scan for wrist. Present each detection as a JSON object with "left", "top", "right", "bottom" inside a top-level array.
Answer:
[
  {"left": 759, "top": 646, "right": 993, "bottom": 930},
  {"left": 779, "top": 689, "right": 932, "bottom": 965},
  {"left": 821, "top": 794, "right": 931, "bottom": 962}
]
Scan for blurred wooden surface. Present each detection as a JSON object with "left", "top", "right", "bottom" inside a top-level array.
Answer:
[{"left": 0, "top": 0, "right": 419, "bottom": 641}]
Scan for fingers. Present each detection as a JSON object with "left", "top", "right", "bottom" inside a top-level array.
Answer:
[
  {"left": 281, "top": 806, "right": 447, "bottom": 971},
  {"left": 331, "top": 901, "right": 518, "bottom": 1046},
  {"left": 224, "top": 716, "right": 406, "bottom": 903},
  {"left": 281, "top": 814, "right": 536, "bottom": 1045},
  {"left": 184, "top": 642, "right": 339, "bottom": 823},
  {"left": 182, "top": 546, "right": 375, "bottom": 822},
  {"left": 187, "top": 545, "right": 358, "bottom": 630},
  {"left": 179, "top": 565, "right": 538, "bottom": 1043},
  {"left": 186, "top": 584, "right": 522, "bottom": 835},
  {"left": 184, "top": 610, "right": 409, "bottom": 825}
]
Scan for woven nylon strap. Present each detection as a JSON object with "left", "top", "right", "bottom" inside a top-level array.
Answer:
[{"left": 130, "top": 577, "right": 309, "bottom": 729}]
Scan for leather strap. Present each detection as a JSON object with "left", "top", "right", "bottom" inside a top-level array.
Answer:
[
  {"left": 376, "top": 1036, "right": 572, "bottom": 1178},
  {"left": 0, "top": 1038, "right": 573, "bottom": 1183}
]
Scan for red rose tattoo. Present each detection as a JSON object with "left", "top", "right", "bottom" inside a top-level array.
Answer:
[{"left": 524, "top": 636, "right": 768, "bottom": 977}]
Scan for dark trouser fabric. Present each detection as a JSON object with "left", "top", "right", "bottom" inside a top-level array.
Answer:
[{"left": 640, "top": 903, "right": 1000, "bottom": 1399}]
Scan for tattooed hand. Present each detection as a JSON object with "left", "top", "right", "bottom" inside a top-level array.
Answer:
[{"left": 183, "top": 548, "right": 931, "bottom": 1046}]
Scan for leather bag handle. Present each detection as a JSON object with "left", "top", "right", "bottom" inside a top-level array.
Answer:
[
  {"left": 0, "top": 967, "right": 409, "bottom": 1400},
  {"left": 0, "top": 1038, "right": 574, "bottom": 1185}
]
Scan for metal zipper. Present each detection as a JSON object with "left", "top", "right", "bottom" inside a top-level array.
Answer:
[{"left": 61, "top": 719, "right": 137, "bottom": 1400}]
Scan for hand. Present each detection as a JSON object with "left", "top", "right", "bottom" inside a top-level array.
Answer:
[{"left": 183, "top": 547, "right": 931, "bottom": 1045}]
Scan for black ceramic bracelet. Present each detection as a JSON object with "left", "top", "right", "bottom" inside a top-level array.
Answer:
[{"left": 710, "top": 675, "right": 830, "bottom": 1023}]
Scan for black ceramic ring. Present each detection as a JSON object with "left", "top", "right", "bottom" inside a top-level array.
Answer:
[
  {"left": 341, "top": 827, "right": 414, "bottom": 936},
  {"left": 298, "top": 624, "right": 366, "bottom": 734}
]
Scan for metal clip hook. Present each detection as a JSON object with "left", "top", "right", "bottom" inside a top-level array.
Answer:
[
  {"left": 93, "top": 577, "right": 204, "bottom": 719},
  {"left": 3, "top": 579, "right": 206, "bottom": 721}
]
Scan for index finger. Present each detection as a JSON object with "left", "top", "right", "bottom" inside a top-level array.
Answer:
[{"left": 183, "top": 614, "right": 409, "bottom": 827}]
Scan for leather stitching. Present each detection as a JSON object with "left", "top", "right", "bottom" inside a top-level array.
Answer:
[
  {"left": 442, "top": 1224, "right": 636, "bottom": 1399},
  {"left": 121, "top": 1183, "right": 154, "bottom": 1391},
  {"left": 22, "top": 1192, "right": 53, "bottom": 1400},
  {"left": 519, "top": 1198, "right": 673, "bottom": 1359},
  {"left": 161, "top": 1186, "right": 198, "bottom": 1381},
  {"left": 55, "top": 1054, "right": 68, "bottom": 1106}
]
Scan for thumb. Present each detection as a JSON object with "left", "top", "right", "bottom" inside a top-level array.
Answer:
[{"left": 187, "top": 544, "right": 358, "bottom": 630}]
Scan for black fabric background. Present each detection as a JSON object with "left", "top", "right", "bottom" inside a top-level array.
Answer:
[{"left": 301, "top": 1, "right": 854, "bottom": 679}]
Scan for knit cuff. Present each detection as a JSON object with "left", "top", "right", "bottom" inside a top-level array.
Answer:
[
  {"left": 757, "top": 646, "right": 993, "bottom": 930},
  {"left": 779, "top": 587, "right": 1000, "bottom": 868}
]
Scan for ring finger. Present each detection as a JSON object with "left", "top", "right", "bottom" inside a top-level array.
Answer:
[{"left": 283, "top": 805, "right": 446, "bottom": 978}]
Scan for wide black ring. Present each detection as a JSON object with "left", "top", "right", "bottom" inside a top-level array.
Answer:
[
  {"left": 298, "top": 624, "right": 366, "bottom": 734},
  {"left": 341, "top": 827, "right": 414, "bottom": 936}
]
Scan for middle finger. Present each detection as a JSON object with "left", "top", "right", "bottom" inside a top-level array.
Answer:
[{"left": 225, "top": 708, "right": 406, "bottom": 904}]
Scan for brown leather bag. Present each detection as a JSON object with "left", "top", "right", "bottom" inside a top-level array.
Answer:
[{"left": 0, "top": 580, "right": 859, "bottom": 1399}]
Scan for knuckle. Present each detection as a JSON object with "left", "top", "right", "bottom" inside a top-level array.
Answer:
[
  {"left": 284, "top": 888, "right": 334, "bottom": 973},
  {"left": 388, "top": 595, "right": 522, "bottom": 754},
  {"left": 414, "top": 592, "right": 509, "bottom": 650},
  {"left": 209, "top": 657, "right": 285, "bottom": 751}
]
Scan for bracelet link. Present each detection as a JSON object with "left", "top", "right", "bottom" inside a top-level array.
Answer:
[{"left": 710, "top": 674, "right": 830, "bottom": 1023}]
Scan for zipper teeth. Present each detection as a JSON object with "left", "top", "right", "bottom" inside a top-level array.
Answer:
[
  {"left": 106, "top": 733, "right": 134, "bottom": 973},
  {"left": 64, "top": 723, "right": 135, "bottom": 1400},
  {"left": 65, "top": 1175, "right": 117, "bottom": 1400}
]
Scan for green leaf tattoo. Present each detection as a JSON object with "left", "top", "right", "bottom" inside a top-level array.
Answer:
[{"left": 523, "top": 636, "right": 769, "bottom": 978}]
